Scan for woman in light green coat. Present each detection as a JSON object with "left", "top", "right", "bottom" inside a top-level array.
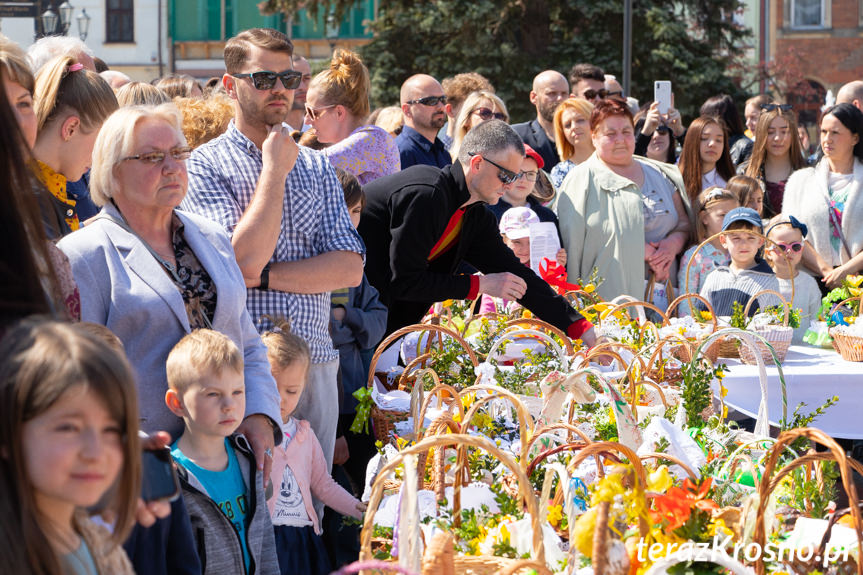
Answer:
[{"left": 555, "top": 99, "right": 691, "bottom": 302}]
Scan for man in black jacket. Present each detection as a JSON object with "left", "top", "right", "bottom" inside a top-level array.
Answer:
[
  {"left": 359, "top": 120, "right": 595, "bottom": 345},
  {"left": 510, "top": 70, "right": 569, "bottom": 170}
]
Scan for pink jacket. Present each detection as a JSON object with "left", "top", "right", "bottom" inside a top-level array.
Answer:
[{"left": 267, "top": 419, "right": 362, "bottom": 534}]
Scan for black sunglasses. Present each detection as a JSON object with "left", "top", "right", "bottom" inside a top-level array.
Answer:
[
  {"left": 469, "top": 153, "right": 519, "bottom": 185},
  {"left": 472, "top": 107, "right": 507, "bottom": 121},
  {"left": 231, "top": 70, "right": 303, "bottom": 91},
  {"left": 407, "top": 95, "right": 447, "bottom": 106},
  {"left": 760, "top": 103, "right": 793, "bottom": 112},
  {"left": 583, "top": 88, "right": 609, "bottom": 100}
]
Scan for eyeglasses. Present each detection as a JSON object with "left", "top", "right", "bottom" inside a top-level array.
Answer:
[
  {"left": 231, "top": 70, "right": 302, "bottom": 91},
  {"left": 772, "top": 241, "right": 803, "bottom": 253},
  {"left": 305, "top": 104, "right": 336, "bottom": 122},
  {"left": 123, "top": 146, "right": 193, "bottom": 165},
  {"left": 582, "top": 88, "right": 609, "bottom": 100},
  {"left": 469, "top": 153, "right": 520, "bottom": 185},
  {"left": 406, "top": 95, "right": 447, "bottom": 107},
  {"left": 472, "top": 107, "right": 507, "bottom": 121},
  {"left": 518, "top": 170, "right": 539, "bottom": 182},
  {"left": 760, "top": 103, "right": 793, "bottom": 113}
]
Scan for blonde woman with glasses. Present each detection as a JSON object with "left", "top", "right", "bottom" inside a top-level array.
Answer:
[{"left": 449, "top": 90, "right": 508, "bottom": 160}]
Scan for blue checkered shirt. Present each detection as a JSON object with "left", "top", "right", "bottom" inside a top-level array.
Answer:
[{"left": 181, "top": 121, "right": 365, "bottom": 363}]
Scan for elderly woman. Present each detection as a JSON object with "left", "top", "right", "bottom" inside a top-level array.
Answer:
[
  {"left": 304, "top": 49, "right": 399, "bottom": 184},
  {"left": 57, "top": 104, "right": 280, "bottom": 456},
  {"left": 556, "top": 99, "right": 691, "bottom": 301},
  {"left": 784, "top": 103, "right": 863, "bottom": 287},
  {"left": 449, "top": 90, "right": 509, "bottom": 160},
  {"left": 550, "top": 97, "right": 594, "bottom": 189}
]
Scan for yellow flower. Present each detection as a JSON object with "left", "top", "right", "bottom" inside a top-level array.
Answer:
[
  {"left": 849, "top": 316, "right": 858, "bottom": 325},
  {"left": 707, "top": 518, "right": 733, "bottom": 538},
  {"left": 572, "top": 507, "right": 597, "bottom": 557},
  {"left": 847, "top": 275, "right": 863, "bottom": 288},
  {"left": 547, "top": 504, "right": 563, "bottom": 528},
  {"left": 700, "top": 310, "right": 714, "bottom": 321},
  {"left": 722, "top": 405, "right": 729, "bottom": 419},
  {"left": 522, "top": 309, "right": 533, "bottom": 319},
  {"left": 584, "top": 284, "right": 596, "bottom": 294},
  {"left": 442, "top": 299, "right": 454, "bottom": 308},
  {"left": 647, "top": 465, "right": 673, "bottom": 493},
  {"left": 719, "top": 382, "right": 728, "bottom": 398}
]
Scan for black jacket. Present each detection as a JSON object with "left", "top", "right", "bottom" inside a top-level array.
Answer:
[
  {"left": 359, "top": 163, "right": 586, "bottom": 334},
  {"left": 511, "top": 119, "right": 559, "bottom": 170}
]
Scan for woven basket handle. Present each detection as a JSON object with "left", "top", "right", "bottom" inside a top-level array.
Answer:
[
  {"left": 367, "top": 324, "right": 479, "bottom": 391},
  {"left": 743, "top": 289, "right": 790, "bottom": 326},
  {"left": 664, "top": 293, "right": 718, "bottom": 328},
  {"left": 639, "top": 452, "right": 699, "bottom": 482},
  {"left": 607, "top": 299, "right": 669, "bottom": 325},
  {"left": 332, "top": 560, "right": 420, "bottom": 575},
  {"left": 504, "top": 317, "right": 575, "bottom": 355},
  {"left": 829, "top": 295, "right": 863, "bottom": 319}
]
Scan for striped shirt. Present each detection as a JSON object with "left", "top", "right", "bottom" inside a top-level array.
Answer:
[
  {"left": 181, "top": 121, "right": 365, "bottom": 363},
  {"left": 698, "top": 260, "right": 782, "bottom": 317}
]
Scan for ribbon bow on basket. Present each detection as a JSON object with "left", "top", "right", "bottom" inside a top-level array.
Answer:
[{"left": 539, "top": 258, "right": 581, "bottom": 295}]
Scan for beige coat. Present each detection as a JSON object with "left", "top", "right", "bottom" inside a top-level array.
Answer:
[
  {"left": 554, "top": 153, "right": 688, "bottom": 301},
  {"left": 75, "top": 512, "right": 135, "bottom": 575}
]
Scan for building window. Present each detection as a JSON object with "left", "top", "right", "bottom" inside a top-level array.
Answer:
[
  {"left": 106, "top": 0, "right": 134, "bottom": 42},
  {"left": 791, "top": 0, "right": 826, "bottom": 28}
]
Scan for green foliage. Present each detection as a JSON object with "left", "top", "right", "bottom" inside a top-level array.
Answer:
[
  {"left": 761, "top": 305, "right": 801, "bottom": 329},
  {"left": 779, "top": 395, "right": 839, "bottom": 453},
  {"left": 729, "top": 301, "right": 747, "bottom": 329},
  {"left": 680, "top": 361, "right": 727, "bottom": 428},
  {"left": 779, "top": 462, "right": 839, "bottom": 519},
  {"left": 261, "top": 0, "right": 750, "bottom": 122}
]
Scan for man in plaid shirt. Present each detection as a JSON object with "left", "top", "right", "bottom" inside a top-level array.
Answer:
[{"left": 181, "top": 28, "right": 364, "bottom": 477}]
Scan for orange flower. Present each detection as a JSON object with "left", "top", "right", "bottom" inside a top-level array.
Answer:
[{"left": 650, "top": 478, "right": 718, "bottom": 530}]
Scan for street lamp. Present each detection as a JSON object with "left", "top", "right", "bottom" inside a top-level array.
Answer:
[
  {"left": 325, "top": 9, "right": 339, "bottom": 54},
  {"left": 39, "top": 1, "right": 75, "bottom": 36},
  {"left": 40, "top": 7, "right": 58, "bottom": 35},
  {"left": 76, "top": 8, "right": 90, "bottom": 41}
]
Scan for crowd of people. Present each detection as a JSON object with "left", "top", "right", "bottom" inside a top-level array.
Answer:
[{"left": 2, "top": 24, "right": 863, "bottom": 575}]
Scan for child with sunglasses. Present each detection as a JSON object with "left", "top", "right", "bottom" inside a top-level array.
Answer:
[{"left": 766, "top": 215, "right": 821, "bottom": 343}]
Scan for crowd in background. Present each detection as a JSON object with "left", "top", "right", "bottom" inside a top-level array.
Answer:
[{"left": 2, "top": 24, "right": 863, "bottom": 575}]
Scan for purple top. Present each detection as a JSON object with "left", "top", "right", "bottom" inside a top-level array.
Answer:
[{"left": 324, "top": 125, "right": 401, "bottom": 185}]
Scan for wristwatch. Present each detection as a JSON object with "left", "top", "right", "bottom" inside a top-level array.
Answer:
[{"left": 260, "top": 264, "right": 271, "bottom": 291}]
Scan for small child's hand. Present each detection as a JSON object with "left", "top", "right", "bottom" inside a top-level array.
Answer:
[
  {"left": 333, "top": 436, "right": 350, "bottom": 465},
  {"left": 332, "top": 306, "right": 346, "bottom": 322},
  {"left": 556, "top": 248, "right": 567, "bottom": 268}
]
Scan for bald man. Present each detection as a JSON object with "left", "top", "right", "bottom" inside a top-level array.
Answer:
[
  {"left": 837, "top": 80, "right": 863, "bottom": 112},
  {"left": 511, "top": 70, "right": 569, "bottom": 170},
  {"left": 395, "top": 74, "right": 452, "bottom": 169}
]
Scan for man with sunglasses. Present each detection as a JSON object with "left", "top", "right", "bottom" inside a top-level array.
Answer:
[
  {"left": 181, "top": 28, "right": 365, "bottom": 479},
  {"left": 360, "top": 119, "right": 597, "bottom": 345},
  {"left": 511, "top": 70, "right": 569, "bottom": 170},
  {"left": 569, "top": 63, "right": 606, "bottom": 104},
  {"left": 396, "top": 74, "right": 452, "bottom": 169}
]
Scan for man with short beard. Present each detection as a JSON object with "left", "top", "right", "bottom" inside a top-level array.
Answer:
[
  {"left": 396, "top": 74, "right": 451, "bottom": 168},
  {"left": 181, "top": 28, "right": 365, "bottom": 478},
  {"left": 511, "top": 70, "right": 569, "bottom": 170},
  {"left": 285, "top": 54, "right": 312, "bottom": 131}
]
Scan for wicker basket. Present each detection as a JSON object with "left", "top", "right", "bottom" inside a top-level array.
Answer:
[
  {"left": 367, "top": 324, "right": 478, "bottom": 443},
  {"left": 829, "top": 297, "right": 863, "bottom": 362},
  {"left": 359, "top": 434, "right": 547, "bottom": 575},
  {"left": 664, "top": 293, "right": 720, "bottom": 364},
  {"left": 752, "top": 428, "right": 863, "bottom": 575},
  {"left": 738, "top": 290, "right": 794, "bottom": 365}
]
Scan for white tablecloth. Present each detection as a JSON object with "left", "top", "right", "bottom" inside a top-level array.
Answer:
[{"left": 715, "top": 345, "right": 863, "bottom": 438}]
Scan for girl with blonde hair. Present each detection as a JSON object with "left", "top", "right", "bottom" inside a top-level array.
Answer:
[
  {"left": 740, "top": 104, "right": 807, "bottom": 217},
  {"left": 304, "top": 49, "right": 399, "bottom": 184},
  {"left": 449, "top": 90, "right": 508, "bottom": 160},
  {"left": 32, "top": 55, "right": 117, "bottom": 238}
]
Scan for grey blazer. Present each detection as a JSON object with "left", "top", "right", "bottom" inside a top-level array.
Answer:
[{"left": 58, "top": 203, "right": 280, "bottom": 439}]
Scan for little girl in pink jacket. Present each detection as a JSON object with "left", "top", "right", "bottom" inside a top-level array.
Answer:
[{"left": 262, "top": 321, "right": 366, "bottom": 575}]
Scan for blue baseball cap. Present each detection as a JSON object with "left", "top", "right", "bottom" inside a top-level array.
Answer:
[{"left": 722, "top": 207, "right": 763, "bottom": 232}]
